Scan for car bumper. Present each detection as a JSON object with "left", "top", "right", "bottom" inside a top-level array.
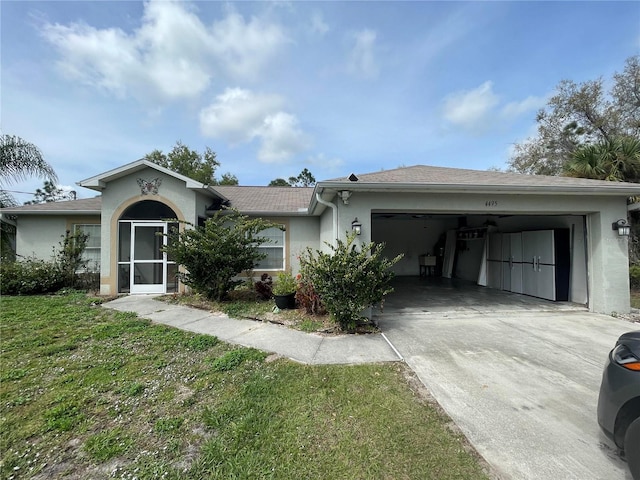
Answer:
[{"left": 597, "top": 350, "right": 640, "bottom": 448}]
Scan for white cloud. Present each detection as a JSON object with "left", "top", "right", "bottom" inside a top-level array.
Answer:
[
  {"left": 199, "top": 88, "right": 285, "bottom": 143},
  {"left": 501, "top": 95, "right": 546, "bottom": 118},
  {"left": 306, "top": 153, "right": 344, "bottom": 170},
  {"left": 40, "top": 1, "right": 287, "bottom": 102},
  {"left": 310, "top": 11, "right": 329, "bottom": 35},
  {"left": 258, "top": 112, "right": 311, "bottom": 163},
  {"left": 442, "top": 81, "right": 499, "bottom": 132},
  {"left": 207, "top": 10, "right": 289, "bottom": 79},
  {"left": 199, "top": 88, "right": 310, "bottom": 163},
  {"left": 347, "top": 29, "right": 379, "bottom": 79}
]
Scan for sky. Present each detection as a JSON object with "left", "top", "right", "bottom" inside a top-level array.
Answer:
[{"left": 2, "top": 0, "right": 639, "bottom": 203}]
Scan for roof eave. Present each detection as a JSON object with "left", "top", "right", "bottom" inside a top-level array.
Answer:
[
  {"left": 315, "top": 181, "right": 640, "bottom": 196},
  {"left": 0, "top": 209, "right": 101, "bottom": 216}
]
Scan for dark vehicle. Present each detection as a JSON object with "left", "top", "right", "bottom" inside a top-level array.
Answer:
[{"left": 597, "top": 331, "right": 640, "bottom": 479}]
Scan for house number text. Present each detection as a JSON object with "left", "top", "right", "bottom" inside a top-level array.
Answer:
[{"left": 485, "top": 200, "right": 498, "bottom": 207}]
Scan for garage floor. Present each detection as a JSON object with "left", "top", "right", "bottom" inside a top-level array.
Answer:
[
  {"left": 379, "top": 276, "right": 587, "bottom": 315},
  {"left": 374, "top": 277, "right": 634, "bottom": 480}
]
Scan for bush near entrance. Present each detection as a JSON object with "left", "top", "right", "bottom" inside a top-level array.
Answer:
[
  {"left": 163, "top": 209, "right": 279, "bottom": 301},
  {"left": 299, "top": 233, "right": 402, "bottom": 332}
]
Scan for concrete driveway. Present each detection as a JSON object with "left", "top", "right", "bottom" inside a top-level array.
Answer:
[{"left": 374, "top": 279, "right": 638, "bottom": 480}]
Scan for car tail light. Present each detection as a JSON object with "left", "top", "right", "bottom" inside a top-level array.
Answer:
[{"left": 613, "top": 344, "right": 640, "bottom": 371}]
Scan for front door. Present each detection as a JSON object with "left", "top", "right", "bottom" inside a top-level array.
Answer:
[{"left": 130, "top": 222, "right": 166, "bottom": 294}]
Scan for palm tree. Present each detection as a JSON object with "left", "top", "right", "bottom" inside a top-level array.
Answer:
[
  {"left": 564, "top": 136, "right": 640, "bottom": 182},
  {"left": 1, "top": 135, "right": 57, "bottom": 207},
  {"left": 1, "top": 135, "right": 57, "bottom": 258}
]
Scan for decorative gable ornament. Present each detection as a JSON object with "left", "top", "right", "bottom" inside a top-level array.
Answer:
[{"left": 137, "top": 178, "right": 162, "bottom": 195}]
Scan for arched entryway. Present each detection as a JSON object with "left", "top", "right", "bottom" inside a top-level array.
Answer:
[{"left": 117, "top": 200, "right": 178, "bottom": 294}]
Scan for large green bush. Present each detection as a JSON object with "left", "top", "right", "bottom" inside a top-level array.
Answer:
[
  {"left": 630, "top": 265, "right": 640, "bottom": 289},
  {"left": 0, "top": 257, "right": 65, "bottom": 294},
  {"left": 1, "top": 229, "right": 91, "bottom": 295},
  {"left": 163, "top": 209, "right": 278, "bottom": 301},
  {"left": 299, "top": 233, "right": 402, "bottom": 332}
]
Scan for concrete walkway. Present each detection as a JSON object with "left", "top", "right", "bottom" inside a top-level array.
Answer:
[{"left": 104, "top": 295, "right": 401, "bottom": 365}]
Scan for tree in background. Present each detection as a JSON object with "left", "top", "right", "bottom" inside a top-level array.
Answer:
[
  {"left": 268, "top": 178, "right": 291, "bottom": 187},
  {"left": 508, "top": 55, "right": 640, "bottom": 176},
  {"left": 145, "top": 141, "right": 238, "bottom": 186},
  {"left": 269, "top": 168, "right": 316, "bottom": 187},
  {"left": 564, "top": 136, "right": 640, "bottom": 182},
  {"left": 1, "top": 135, "right": 58, "bottom": 260},
  {"left": 1, "top": 135, "right": 57, "bottom": 207},
  {"left": 24, "top": 180, "right": 75, "bottom": 205}
]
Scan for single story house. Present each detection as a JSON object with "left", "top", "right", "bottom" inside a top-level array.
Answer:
[{"left": 3, "top": 159, "right": 640, "bottom": 314}]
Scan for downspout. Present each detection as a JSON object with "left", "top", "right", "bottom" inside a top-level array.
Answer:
[{"left": 315, "top": 192, "right": 337, "bottom": 247}]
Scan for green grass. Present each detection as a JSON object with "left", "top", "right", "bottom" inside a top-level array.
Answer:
[{"left": 0, "top": 293, "right": 490, "bottom": 479}]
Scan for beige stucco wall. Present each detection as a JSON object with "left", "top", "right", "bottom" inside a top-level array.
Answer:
[{"left": 98, "top": 167, "right": 197, "bottom": 295}]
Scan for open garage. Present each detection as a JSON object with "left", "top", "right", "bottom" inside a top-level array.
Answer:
[
  {"left": 372, "top": 213, "right": 588, "bottom": 306},
  {"left": 313, "top": 165, "right": 640, "bottom": 314}
]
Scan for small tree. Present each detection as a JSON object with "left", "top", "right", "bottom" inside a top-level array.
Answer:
[
  {"left": 299, "top": 233, "right": 402, "bottom": 332},
  {"left": 163, "top": 210, "right": 278, "bottom": 301},
  {"left": 56, "top": 229, "right": 89, "bottom": 288}
]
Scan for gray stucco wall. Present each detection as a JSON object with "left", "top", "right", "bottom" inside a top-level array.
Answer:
[
  {"left": 15, "top": 216, "right": 68, "bottom": 259},
  {"left": 330, "top": 189, "right": 631, "bottom": 314},
  {"left": 287, "top": 216, "right": 320, "bottom": 273}
]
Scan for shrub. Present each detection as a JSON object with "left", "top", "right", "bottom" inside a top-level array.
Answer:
[
  {"left": 0, "top": 257, "right": 64, "bottom": 295},
  {"left": 272, "top": 271, "right": 296, "bottom": 295},
  {"left": 56, "top": 229, "right": 89, "bottom": 288},
  {"left": 254, "top": 273, "right": 273, "bottom": 300},
  {"left": 163, "top": 209, "right": 279, "bottom": 301},
  {"left": 630, "top": 264, "right": 640, "bottom": 289},
  {"left": 299, "top": 232, "right": 402, "bottom": 332},
  {"left": 295, "top": 275, "right": 326, "bottom": 315}
]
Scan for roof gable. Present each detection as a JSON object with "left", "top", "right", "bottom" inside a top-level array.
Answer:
[{"left": 77, "top": 159, "right": 223, "bottom": 198}]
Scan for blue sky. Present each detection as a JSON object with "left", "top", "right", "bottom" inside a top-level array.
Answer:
[{"left": 2, "top": 1, "right": 639, "bottom": 202}]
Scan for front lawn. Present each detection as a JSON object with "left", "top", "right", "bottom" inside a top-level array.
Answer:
[{"left": 0, "top": 293, "right": 491, "bottom": 479}]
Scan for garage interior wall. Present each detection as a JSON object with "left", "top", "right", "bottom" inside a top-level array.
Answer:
[{"left": 372, "top": 214, "right": 588, "bottom": 305}]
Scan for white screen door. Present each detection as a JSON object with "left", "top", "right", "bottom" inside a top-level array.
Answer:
[{"left": 130, "top": 222, "right": 167, "bottom": 294}]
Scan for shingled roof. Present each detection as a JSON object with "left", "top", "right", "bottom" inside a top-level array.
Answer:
[
  {"left": 213, "top": 186, "right": 313, "bottom": 214},
  {"left": 326, "top": 165, "right": 640, "bottom": 191},
  {"left": 0, "top": 188, "right": 314, "bottom": 216},
  {"left": 0, "top": 196, "right": 102, "bottom": 215}
]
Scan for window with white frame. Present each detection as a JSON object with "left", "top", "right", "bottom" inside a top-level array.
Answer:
[
  {"left": 255, "top": 226, "right": 284, "bottom": 270},
  {"left": 74, "top": 224, "right": 101, "bottom": 270}
]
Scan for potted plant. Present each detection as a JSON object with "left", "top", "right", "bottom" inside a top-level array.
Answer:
[{"left": 272, "top": 271, "right": 297, "bottom": 309}]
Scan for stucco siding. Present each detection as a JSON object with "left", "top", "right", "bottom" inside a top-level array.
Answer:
[
  {"left": 15, "top": 216, "right": 68, "bottom": 259},
  {"left": 288, "top": 216, "right": 320, "bottom": 272},
  {"left": 99, "top": 168, "right": 195, "bottom": 294},
  {"left": 336, "top": 190, "right": 629, "bottom": 314}
]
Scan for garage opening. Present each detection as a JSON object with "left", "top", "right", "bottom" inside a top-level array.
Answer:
[{"left": 371, "top": 213, "right": 588, "bottom": 306}]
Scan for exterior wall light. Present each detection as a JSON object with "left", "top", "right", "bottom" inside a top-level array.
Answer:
[
  {"left": 612, "top": 218, "right": 631, "bottom": 236},
  {"left": 351, "top": 217, "right": 362, "bottom": 235}
]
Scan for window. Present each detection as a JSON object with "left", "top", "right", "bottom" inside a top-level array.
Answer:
[
  {"left": 74, "top": 224, "right": 101, "bottom": 270},
  {"left": 255, "top": 226, "right": 284, "bottom": 270}
]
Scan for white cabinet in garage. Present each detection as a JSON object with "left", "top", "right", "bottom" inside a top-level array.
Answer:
[
  {"left": 521, "top": 229, "right": 570, "bottom": 301},
  {"left": 486, "top": 234, "right": 502, "bottom": 289},
  {"left": 502, "top": 233, "right": 523, "bottom": 294}
]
